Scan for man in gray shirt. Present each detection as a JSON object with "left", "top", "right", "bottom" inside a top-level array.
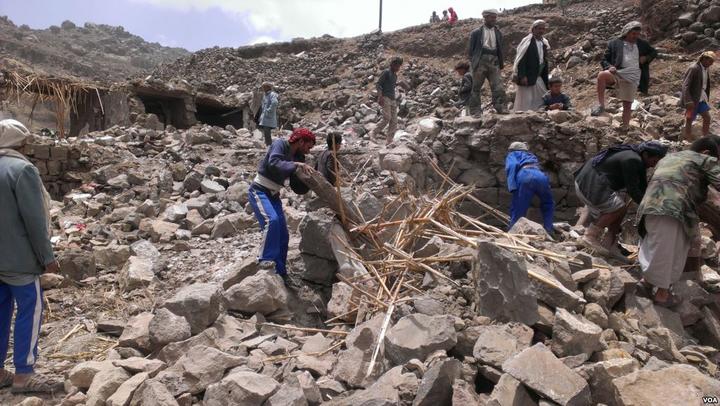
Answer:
[
  {"left": 373, "top": 56, "right": 403, "bottom": 144},
  {"left": 0, "top": 119, "right": 62, "bottom": 394}
]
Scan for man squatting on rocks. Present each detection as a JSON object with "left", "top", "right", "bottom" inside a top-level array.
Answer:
[
  {"left": 513, "top": 20, "right": 550, "bottom": 112},
  {"left": 505, "top": 142, "right": 554, "bottom": 234},
  {"left": 682, "top": 51, "right": 715, "bottom": 140},
  {"left": 0, "top": 119, "right": 63, "bottom": 394},
  {"left": 592, "top": 21, "right": 657, "bottom": 128},
  {"left": 373, "top": 57, "right": 403, "bottom": 145},
  {"left": 257, "top": 81, "right": 279, "bottom": 146},
  {"left": 454, "top": 61, "right": 473, "bottom": 113},
  {"left": 248, "top": 128, "right": 316, "bottom": 281},
  {"left": 316, "top": 133, "right": 343, "bottom": 186},
  {"left": 467, "top": 9, "right": 507, "bottom": 115},
  {"left": 637, "top": 137, "right": 720, "bottom": 306},
  {"left": 574, "top": 141, "right": 668, "bottom": 259}
]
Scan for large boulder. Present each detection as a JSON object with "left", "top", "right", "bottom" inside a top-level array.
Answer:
[
  {"left": 699, "top": 6, "right": 720, "bottom": 24},
  {"left": 58, "top": 249, "right": 97, "bottom": 281},
  {"left": 472, "top": 323, "right": 534, "bottom": 369},
  {"left": 412, "top": 358, "right": 461, "bottom": 406},
  {"left": 384, "top": 314, "right": 458, "bottom": 365},
  {"left": 163, "top": 283, "right": 222, "bottom": 334},
  {"left": 149, "top": 308, "right": 192, "bottom": 348},
  {"left": 204, "top": 370, "right": 280, "bottom": 406},
  {"left": 611, "top": 364, "right": 720, "bottom": 405},
  {"left": 119, "top": 256, "right": 155, "bottom": 292},
  {"left": 130, "top": 379, "right": 179, "bottom": 406},
  {"left": 502, "top": 343, "right": 591, "bottom": 406},
  {"left": 551, "top": 308, "right": 603, "bottom": 358},
  {"left": 85, "top": 367, "right": 131, "bottom": 406},
  {"left": 107, "top": 372, "right": 149, "bottom": 406},
  {"left": 487, "top": 374, "right": 535, "bottom": 406},
  {"left": 576, "top": 359, "right": 638, "bottom": 405},
  {"left": 118, "top": 312, "right": 154, "bottom": 353},
  {"left": 472, "top": 241, "right": 539, "bottom": 325},
  {"left": 156, "top": 345, "right": 245, "bottom": 395},
  {"left": 298, "top": 212, "right": 337, "bottom": 260},
  {"left": 223, "top": 269, "right": 288, "bottom": 315}
]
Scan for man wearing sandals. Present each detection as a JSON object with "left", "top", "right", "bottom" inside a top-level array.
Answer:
[
  {"left": 637, "top": 137, "right": 720, "bottom": 306},
  {"left": 591, "top": 21, "right": 657, "bottom": 129},
  {"left": 0, "top": 119, "right": 63, "bottom": 394}
]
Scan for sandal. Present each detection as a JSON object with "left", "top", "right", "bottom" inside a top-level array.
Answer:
[
  {"left": 10, "top": 374, "right": 64, "bottom": 395},
  {"left": 0, "top": 370, "right": 13, "bottom": 389},
  {"left": 654, "top": 293, "right": 682, "bottom": 308}
]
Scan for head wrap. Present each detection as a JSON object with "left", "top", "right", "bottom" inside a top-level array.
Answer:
[
  {"left": 700, "top": 51, "right": 717, "bottom": 62},
  {"left": 289, "top": 128, "right": 316, "bottom": 145},
  {"left": 0, "top": 119, "right": 30, "bottom": 149},
  {"left": 448, "top": 7, "right": 454, "bottom": 12},
  {"left": 531, "top": 20, "right": 547, "bottom": 32},
  {"left": 621, "top": 21, "right": 642, "bottom": 37},
  {"left": 591, "top": 141, "right": 667, "bottom": 168},
  {"left": 508, "top": 141, "right": 529, "bottom": 151},
  {"left": 261, "top": 81, "right": 273, "bottom": 89},
  {"left": 483, "top": 9, "right": 499, "bottom": 16}
]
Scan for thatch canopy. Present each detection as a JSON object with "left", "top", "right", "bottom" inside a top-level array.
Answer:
[{"left": 1, "top": 69, "right": 107, "bottom": 138}]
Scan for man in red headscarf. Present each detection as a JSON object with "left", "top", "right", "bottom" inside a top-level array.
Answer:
[
  {"left": 448, "top": 7, "right": 458, "bottom": 24},
  {"left": 248, "top": 128, "right": 316, "bottom": 280}
]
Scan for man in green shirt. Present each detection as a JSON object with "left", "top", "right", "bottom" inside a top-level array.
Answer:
[{"left": 637, "top": 137, "right": 720, "bottom": 306}]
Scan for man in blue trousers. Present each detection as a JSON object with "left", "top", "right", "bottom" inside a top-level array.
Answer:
[
  {"left": 248, "top": 128, "right": 316, "bottom": 281},
  {"left": 505, "top": 142, "right": 555, "bottom": 233},
  {"left": 0, "top": 119, "right": 63, "bottom": 394}
]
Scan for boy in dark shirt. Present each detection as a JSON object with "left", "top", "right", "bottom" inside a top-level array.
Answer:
[
  {"left": 316, "top": 133, "right": 343, "bottom": 186},
  {"left": 542, "top": 77, "right": 572, "bottom": 111},
  {"left": 455, "top": 61, "right": 473, "bottom": 110}
]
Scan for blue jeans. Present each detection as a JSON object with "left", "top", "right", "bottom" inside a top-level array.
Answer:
[
  {"left": 0, "top": 278, "right": 43, "bottom": 374},
  {"left": 509, "top": 168, "right": 555, "bottom": 233},
  {"left": 248, "top": 185, "right": 289, "bottom": 276}
]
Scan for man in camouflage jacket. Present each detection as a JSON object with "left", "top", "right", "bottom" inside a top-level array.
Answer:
[{"left": 637, "top": 137, "right": 720, "bottom": 306}]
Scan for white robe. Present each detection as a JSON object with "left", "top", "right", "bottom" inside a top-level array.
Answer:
[{"left": 513, "top": 34, "right": 550, "bottom": 112}]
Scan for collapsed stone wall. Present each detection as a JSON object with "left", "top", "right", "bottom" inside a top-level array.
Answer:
[
  {"left": 379, "top": 111, "right": 626, "bottom": 223},
  {"left": 21, "top": 141, "right": 90, "bottom": 199}
]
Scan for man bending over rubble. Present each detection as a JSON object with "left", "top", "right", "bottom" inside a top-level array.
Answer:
[
  {"left": 591, "top": 21, "right": 657, "bottom": 129},
  {"left": 574, "top": 141, "right": 667, "bottom": 259},
  {"left": 248, "top": 128, "right": 316, "bottom": 280},
  {"left": 0, "top": 119, "right": 63, "bottom": 394},
  {"left": 637, "top": 137, "right": 720, "bottom": 306},
  {"left": 505, "top": 142, "right": 554, "bottom": 234}
]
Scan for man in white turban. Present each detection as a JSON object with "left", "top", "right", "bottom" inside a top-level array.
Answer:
[
  {"left": 513, "top": 20, "right": 550, "bottom": 112},
  {"left": 591, "top": 21, "right": 658, "bottom": 130},
  {"left": 0, "top": 119, "right": 62, "bottom": 394}
]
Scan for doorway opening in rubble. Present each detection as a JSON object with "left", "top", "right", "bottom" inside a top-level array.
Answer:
[
  {"left": 137, "top": 94, "right": 190, "bottom": 128},
  {"left": 195, "top": 101, "right": 244, "bottom": 128}
]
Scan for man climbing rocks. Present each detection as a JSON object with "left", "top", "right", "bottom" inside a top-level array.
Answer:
[
  {"left": 373, "top": 56, "right": 403, "bottom": 144},
  {"left": 248, "top": 128, "right": 316, "bottom": 281},
  {"left": 257, "top": 82, "right": 279, "bottom": 146},
  {"left": 592, "top": 21, "right": 657, "bottom": 129},
  {"left": 574, "top": 141, "right": 668, "bottom": 259},
  {"left": 505, "top": 142, "right": 555, "bottom": 234},
  {"left": 0, "top": 119, "right": 63, "bottom": 394},
  {"left": 316, "top": 133, "right": 342, "bottom": 186},
  {"left": 682, "top": 51, "right": 715, "bottom": 140},
  {"left": 637, "top": 137, "right": 720, "bottom": 306},
  {"left": 468, "top": 9, "right": 507, "bottom": 115},
  {"left": 513, "top": 20, "right": 550, "bottom": 112}
]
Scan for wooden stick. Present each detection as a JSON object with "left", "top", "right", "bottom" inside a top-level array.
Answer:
[{"left": 259, "top": 323, "right": 349, "bottom": 336}]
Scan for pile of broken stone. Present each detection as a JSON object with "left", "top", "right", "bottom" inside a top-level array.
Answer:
[{"left": 30, "top": 112, "right": 720, "bottom": 406}]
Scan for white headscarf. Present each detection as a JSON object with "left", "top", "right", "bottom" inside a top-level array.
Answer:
[
  {"left": 513, "top": 20, "right": 550, "bottom": 76},
  {"left": 621, "top": 21, "right": 642, "bottom": 37}
]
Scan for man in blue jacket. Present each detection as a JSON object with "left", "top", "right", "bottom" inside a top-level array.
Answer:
[
  {"left": 0, "top": 119, "right": 62, "bottom": 394},
  {"left": 248, "top": 128, "right": 316, "bottom": 280},
  {"left": 505, "top": 142, "right": 554, "bottom": 233},
  {"left": 257, "top": 82, "right": 279, "bottom": 146}
]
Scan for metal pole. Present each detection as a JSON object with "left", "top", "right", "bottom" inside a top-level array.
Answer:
[{"left": 379, "top": 0, "right": 383, "bottom": 32}]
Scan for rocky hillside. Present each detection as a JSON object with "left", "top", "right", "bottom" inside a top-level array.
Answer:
[{"left": 0, "top": 16, "right": 189, "bottom": 83}]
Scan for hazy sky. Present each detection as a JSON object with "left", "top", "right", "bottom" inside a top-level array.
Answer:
[{"left": 0, "top": 0, "right": 533, "bottom": 51}]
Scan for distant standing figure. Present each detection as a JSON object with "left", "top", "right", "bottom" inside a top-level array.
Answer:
[
  {"left": 0, "top": 119, "right": 63, "bottom": 394},
  {"left": 591, "top": 21, "right": 657, "bottom": 129},
  {"left": 513, "top": 20, "right": 550, "bottom": 112},
  {"left": 543, "top": 77, "right": 573, "bottom": 111},
  {"left": 316, "top": 133, "right": 343, "bottom": 186},
  {"left": 373, "top": 57, "right": 404, "bottom": 144},
  {"left": 442, "top": 10, "right": 449, "bottom": 21},
  {"left": 448, "top": 7, "right": 458, "bottom": 24},
  {"left": 455, "top": 61, "right": 473, "bottom": 110},
  {"left": 429, "top": 11, "right": 440, "bottom": 24},
  {"left": 258, "top": 82, "right": 279, "bottom": 146},
  {"left": 505, "top": 142, "right": 555, "bottom": 233},
  {"left": 682, "top": 51, "right": 715, "bottom": 140},
  {"left": 467, "top": 9, "right": 507, "bottom": 114}
]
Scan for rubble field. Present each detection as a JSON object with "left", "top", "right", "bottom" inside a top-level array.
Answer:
[{"left": 2, "top": 0, "right": 720, "bottom": 405}]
